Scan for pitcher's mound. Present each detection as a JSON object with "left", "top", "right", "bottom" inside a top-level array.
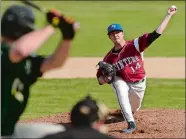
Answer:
[{"left": 21, "top": 108, "right": 185, "bottom": 138}]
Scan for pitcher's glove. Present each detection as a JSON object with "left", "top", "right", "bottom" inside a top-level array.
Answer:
[{"left": 97, "top": 61, "right": 116, "bottom": 84}]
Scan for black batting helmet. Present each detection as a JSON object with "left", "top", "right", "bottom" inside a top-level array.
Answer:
[
  {"left": 71, "top": 95, "right": 109, "bottom": 127},
  {"left": 1, "top": 4, "right": 35, "bottom": 40}
]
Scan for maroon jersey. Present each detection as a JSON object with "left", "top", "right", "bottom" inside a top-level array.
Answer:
[{"left": 97, "top": 33, "right": 150, "bottom": 82}]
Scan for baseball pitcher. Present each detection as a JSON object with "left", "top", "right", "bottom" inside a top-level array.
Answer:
[
  {"left": 96, "top": 5, "right": 177, "bottom": 133},
  {"left": 1, "top": 4, "right": 79, "bottom": 137}
]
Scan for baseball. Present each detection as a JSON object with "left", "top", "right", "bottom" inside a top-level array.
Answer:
[{"left": 170, "top": 5, "right": 177, "bottom": 11}]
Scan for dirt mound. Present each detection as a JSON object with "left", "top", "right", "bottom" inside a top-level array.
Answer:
[{"left": 20, "top": 108, "right": 185, "bottom": 138}]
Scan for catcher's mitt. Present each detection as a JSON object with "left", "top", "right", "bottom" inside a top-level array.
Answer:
[{"left": 97, "top": 61, "right": 116, "bottom": 84}]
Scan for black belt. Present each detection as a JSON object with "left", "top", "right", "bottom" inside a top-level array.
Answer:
[{"left": 128, "top": 78, "right": 145, "bottom": 84}]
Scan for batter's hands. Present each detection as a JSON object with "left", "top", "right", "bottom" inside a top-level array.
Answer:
[
  {"left": 46, "top": 9, "right": 80, "bottom": 40},
  {"left": 167, "top": 5, "right": 177, "bottom": 16}
]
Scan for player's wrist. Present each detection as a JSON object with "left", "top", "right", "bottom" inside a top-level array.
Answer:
[
  {"left": 98, "top": 76, "right": 108, "bottom": 84},
  {"left": 102, "top": 76, "right": 108, "bottom": 83},
  {"left": 59, "top": 18, "right": 75, "bottom": 40},
  {"left": 102, "top": 76, "right": 112, "bottom": 83},
  {"left": 166, "top": 13, "right": 172, "bottom": 17}
]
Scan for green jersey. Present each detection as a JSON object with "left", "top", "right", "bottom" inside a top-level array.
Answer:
[{"left": 1, "top": 42, "right": 45, "bottom": 135}]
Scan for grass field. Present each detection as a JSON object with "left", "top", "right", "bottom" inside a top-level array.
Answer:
[
  {"left": 2, "top": 1, "right": 185, "bottom": 57},
  {"left": 20, "top": 78, "right": 185, "bottom": 120},
  {"left": 2, "top": 1, "right": 185, "bottom": 122}
]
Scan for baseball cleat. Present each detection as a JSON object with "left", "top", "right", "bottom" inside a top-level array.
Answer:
[{"left": 122, "top": 121, "right": 136, "bottom": 133}]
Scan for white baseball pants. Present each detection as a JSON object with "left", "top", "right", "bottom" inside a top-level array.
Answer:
[{"left": 111, "top": 76, "right": 146, "bottom": 122}]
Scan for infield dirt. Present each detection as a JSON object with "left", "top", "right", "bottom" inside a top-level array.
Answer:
[{"left": 21, "top": 57, "right": 185, "bottom": 138}]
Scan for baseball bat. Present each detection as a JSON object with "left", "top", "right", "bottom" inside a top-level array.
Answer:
[
  {"left": 20, "top": 0, "right": 80, "bottom": 30},
  {"left": 20, "top": 0, "right": 46, "bottom": 13}
]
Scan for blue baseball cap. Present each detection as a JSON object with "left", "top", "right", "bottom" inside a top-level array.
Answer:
[{"left": 107, "top": 24, "right": 123, "bottom": 35}]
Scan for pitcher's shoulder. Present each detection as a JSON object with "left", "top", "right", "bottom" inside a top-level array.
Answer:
[{"left": 124, "top": 40, "right": 135, "bottom": 49}]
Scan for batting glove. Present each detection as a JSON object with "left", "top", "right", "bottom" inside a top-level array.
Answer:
[{"left": 46, "top": 9, "right": 79, "bottom": 40}]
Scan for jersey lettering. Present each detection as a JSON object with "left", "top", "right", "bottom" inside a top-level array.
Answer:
[
  {"left": 131, "top": 57, "right": 137, "bottom": 63},
  {"left": 135, "top": 62, "right": 141, "bottom": 70},
  {"left": 130, "top": 66, "right": 136, "bottom": 73},
  {"left": 11, "top": 78, "right": 24, "bottom": 103},
  {"left": 25, "top": 60, "right": 32, "bottom": 75},
  {"left": 115, "top": 56, "right": 141, "bottom": 71},
  {"left": 122, "top": 59, "right": 128, "bottom": 66},
  {"left": 118, "top": 60, "right": 124, "bottom": 69},
  {"left": 135, "top": 56, "right": 139, "bottom": 61},
  {"left": 114, "top": 63, "right": 121, "bottom": 70},
  {"left": 130, "top": 62, "right": 141, "bottom": 73},
  {"left": 127, "top": 57, "right": 132, "bottom": 64}
]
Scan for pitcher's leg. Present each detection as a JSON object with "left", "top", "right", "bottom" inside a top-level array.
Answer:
[
  {"left": 129, "top": 90, "right": 145, "bottom": 113},
  {"left": 112, "top": 76, "right": 134, "bottom": 122},
  {"left": 128, "top": 79, "right": 146, "bottom": 113}
]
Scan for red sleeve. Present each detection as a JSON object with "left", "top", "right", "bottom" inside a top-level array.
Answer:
[{"left": 134, "top": 33, "right": 149, "bottom": 52}]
